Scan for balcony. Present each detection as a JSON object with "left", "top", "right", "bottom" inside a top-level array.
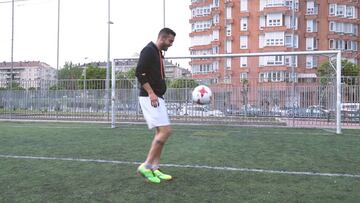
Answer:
[
  {"left": 190, "top": 59, "right": 215, "bottom": 66},
  {"left": 262, "top": 46, "right": 288, "bottom": 52},
  {"left": 189, "top": 29, "right": 212, "bottom": 37},
  {"left": 190, "top": 44, "right": 213, "bottom": 50},
  {"left": 263, "top": 25, "right": 287, "bottom": 32},
  {"left": 226, "top": 19, "right": 234, "bottom": 24},
  {"left": 262, "top": 6, "right": 289, "bottom": 14},
  {"left": 189, "top": 0, "right": 212, "bottom": 9},
  {"left": 189, "top": 15, "right": 213, "bottom": 23},
  {"left": 211, "top": 40, "right": 221, "bottom": 46}
]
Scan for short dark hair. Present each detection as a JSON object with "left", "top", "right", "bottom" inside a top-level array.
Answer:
[{"left": 158, "top": 28, "right": 176, "bottom": 39}]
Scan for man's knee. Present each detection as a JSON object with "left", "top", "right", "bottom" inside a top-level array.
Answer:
[
  {"left": 158, "top": 126, "right": 171, "bottom": 137},
  {"left": 154, "top": 127, "right": 171, "bottom": 146}
]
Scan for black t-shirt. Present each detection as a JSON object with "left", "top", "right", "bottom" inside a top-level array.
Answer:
[{"left": 135, "top": 42, "right": 166, "bottom": 98}]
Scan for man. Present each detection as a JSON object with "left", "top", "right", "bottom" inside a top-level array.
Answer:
[{"left": 135, "top": 28, "right": 176, "bottom": 184}]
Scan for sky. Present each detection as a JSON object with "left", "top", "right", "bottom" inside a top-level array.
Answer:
[{"left": 0, "top": 0, "right": 191, "bottom": 69}]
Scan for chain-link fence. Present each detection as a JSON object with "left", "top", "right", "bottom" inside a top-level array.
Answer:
[{"left": 1, "top": 77, "right": 359, "bottom": 128}]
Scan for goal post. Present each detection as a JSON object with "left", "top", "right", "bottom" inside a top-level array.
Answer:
[{"left": 112, "top": 50, "right": 342, "bottom": 134}]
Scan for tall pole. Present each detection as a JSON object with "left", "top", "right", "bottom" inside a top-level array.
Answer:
[
  {"left": 10, "top": 0, "right": 14, "bottom": 119},
  {"left": 56, "top": 0, "right": 60, "bottom": 75},
  {"left": 336, "top": 51, "right": 341, "bottom": 134},
  {"left": 56, "top": 0, "right": 60, "bottom": 119},
  {"left": 163, "top": 0, "right": 165, "bottom": 27},
  {"left": 291, "top": 0, "right": 296, "bottom": 126},
  {"left": 106, "top": 0, "right": 112, "bottom": 120}
]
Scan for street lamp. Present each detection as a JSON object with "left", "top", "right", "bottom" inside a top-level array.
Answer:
[
  {"left": 105, "top": 0, "right": 113, "bottom": 119},
  {"left": 163, "top": 0, "right": 165, "bottom": 27}
]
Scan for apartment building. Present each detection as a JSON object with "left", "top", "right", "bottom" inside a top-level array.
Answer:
[
  {"left": 189, "top": 0, "right": 359, "bottom": 86},
  {"left": 113, "top": 59, "right": 190, "bottom": 79},
  {"left": 0, "top": 61, "right": 57, "bottom": 89}
]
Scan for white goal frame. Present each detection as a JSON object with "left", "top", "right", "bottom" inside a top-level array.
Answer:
[{"left": 112, "top": 50, "right": 342, "bottom": 134}]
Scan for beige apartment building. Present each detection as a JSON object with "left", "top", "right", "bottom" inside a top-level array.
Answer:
[
  {"left": 189, "top": 0, "right": 359, "bottom": 87},
  {"left": 0, "top": 61, "right": 57, "bottom": 89}
]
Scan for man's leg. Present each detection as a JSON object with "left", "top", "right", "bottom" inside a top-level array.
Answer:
[
  {"left": 137, "top": 125, "right": 172, "bottom": 183},
  {"left": 144, "top": 125, "right": 172, "bottom": 167},
  {"left": 147, "top": 126, "right": 173, "bottom": 180}
]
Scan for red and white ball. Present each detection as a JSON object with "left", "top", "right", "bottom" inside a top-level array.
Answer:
[{"left": 192, "top": 85, "right": 212, "bottom": 105}]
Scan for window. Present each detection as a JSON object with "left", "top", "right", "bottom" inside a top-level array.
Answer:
[
  {"left": 306, "top": 37, "right": 315, "bottom": 50},
  {"left": 240, "top": 73, "right": 248, "bottom": 80},
  {"left": 267, "top": 13, "right": 282, "bottom": 27},
  {"left": 329, "top": 39, "right": 335, "bottom": 49},
  {"left": 240, "top": 57, "right": 247, "bottom": 67},
  {"left": 259, "top": 34, "right": 265, "bottom": 48},
  {"left": 226, "top": 40, "right": 232, "bottom": 53},
  {"left": 213, "top": 14, "right": 219, "bottom": 24},
  {"left": 337, "top": 5, "right": 345, "bottom": 17},
  {"left": 259, "top": 16, "right": 265, "bottom": 29},
  {"left": 329, "top": 4, "right": 336, "bottom": 16},
  {"left": 265, "top": 32, "right": 284, "bottom": 46},
  {"left": 352, "top": 41, "right": 358, "bottom": 51},
  {"left": 354, "top": 25, "right": 358, "bottom": 36},
  {"left": 240, "top": 0, "right": 248, "bottom": 11},
  {"left": 285, "top": 0, "right": 299, "bottom": 10},
  {"left": 329, "top": 21, "right": 335, "bottom": 32},
  {"left": 192, "top": 21, "right": 212, "bottom": 32},
  {"left": 306, "top": 55, "right": 318, "bottom": 69},
  {"left": 212, "top": 46, "right": 219, "bottom": 54},
  {"left": 240, "top": 36, "right": 248, "bottom": 49},
  {"left": 241, "top": 17, "right": 248, "bottom": 31},
  {"left": 285, "top": 35, "right": 298, "bottom": 48},
  {"left": 307, "top": 20, "right": 315, "bottom": 32},
  {"left": 213, "top": 0, "right": 219, "bottom": 7},
  {"left": 226, "top": 24, "right": 232, "bottom": 36},
  {"left": 306, "top": 1, "right": 317, "bottom": 15},
  {"left": 289, "top": 16, "right": 298, "bottom": 30},
  {"left": 226, "top": 58, "right": 231, "bottom": 69},
  {"left": 267, "top": 56, "right": 283, "bottom": 65},
  {"left": 346, "top": 6, "right": 354, "bottom": 18},
  {"left": 226, "top": 6, "right": 232, "bottom": 19},
  {"left": 284, "top": 56, "right": 297, "bottom": 67},
  {"left": 212, "top": 30, "right": 219, "bottom": 40}
]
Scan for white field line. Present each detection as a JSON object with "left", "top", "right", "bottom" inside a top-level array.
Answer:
[{"left": 1, "top": 154, "right": 359, "bottom": 179}]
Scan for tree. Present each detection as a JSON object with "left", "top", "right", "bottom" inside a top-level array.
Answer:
[
  {"left": 125, "top": 67, "right": 136, "bottom": 79},
  {"left": 317, "top": 59, "right": 359, "bottom": 85},
  {"left": 241, "top": 79, "right": 249, "bottom": 109},
  {"left": 317, "top": 59, "right": 359, "bottom": 105},
  {"left": 58, "top": 62, "right": 83, "bottom": 80},
  {"left": 1, "top": 81, "right": 25, "bottom": 90},
  {"left": 169, "top": 78, "right": 198, "bottom": 88},
  {"left": 115, "top": 68, "right": 137, "bottom": 89}
]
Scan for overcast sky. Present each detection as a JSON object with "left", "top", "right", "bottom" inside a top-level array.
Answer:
[{"left": 0, "top": 0, "right": 191, "bottom": 69}]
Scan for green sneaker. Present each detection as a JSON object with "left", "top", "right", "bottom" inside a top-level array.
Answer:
[
  {"left": 153, "top": 169, "right": 172, "bottom": 181},
  {"left": 137, "top": 164, "right": 161, "bottom": 184}
]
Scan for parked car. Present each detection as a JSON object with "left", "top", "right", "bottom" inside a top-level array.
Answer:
[
  {"left": 286, "top": 108, "right": 309, "bottom": 118},
  {"left": 225, "top": 105, "right": 242, "bottom": 116},
  {"left": 179, "top": 105, "right": 224, "bottom": 117},
  {"left": 306, "top": 105, "right": 330, "bottom": 118}
]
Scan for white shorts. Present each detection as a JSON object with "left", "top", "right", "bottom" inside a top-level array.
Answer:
[{"left": 139, "top": 97, "right": 170, "bottom": 129}]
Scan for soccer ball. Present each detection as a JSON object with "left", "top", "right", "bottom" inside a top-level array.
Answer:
[{"left": 192, "top": 85, "right": 212, "bottom": 105}]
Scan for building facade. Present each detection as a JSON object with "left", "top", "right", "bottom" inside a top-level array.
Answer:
[
  {"left": 0, "top": 61, "right": 57, "bottom": 89},
  {"left": 189, "top": 0, "right": 360, "bottom": 86},
  {"left": 114, "top": 59, "right": 190, "bottom": 80}
]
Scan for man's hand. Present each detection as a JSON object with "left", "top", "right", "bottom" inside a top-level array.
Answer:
[
  {"left": 149, "top": 92, "right": 159, "bottom": 107},
  {"left": 142, "top": 83, "right": 159, "bottom": 107}
]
